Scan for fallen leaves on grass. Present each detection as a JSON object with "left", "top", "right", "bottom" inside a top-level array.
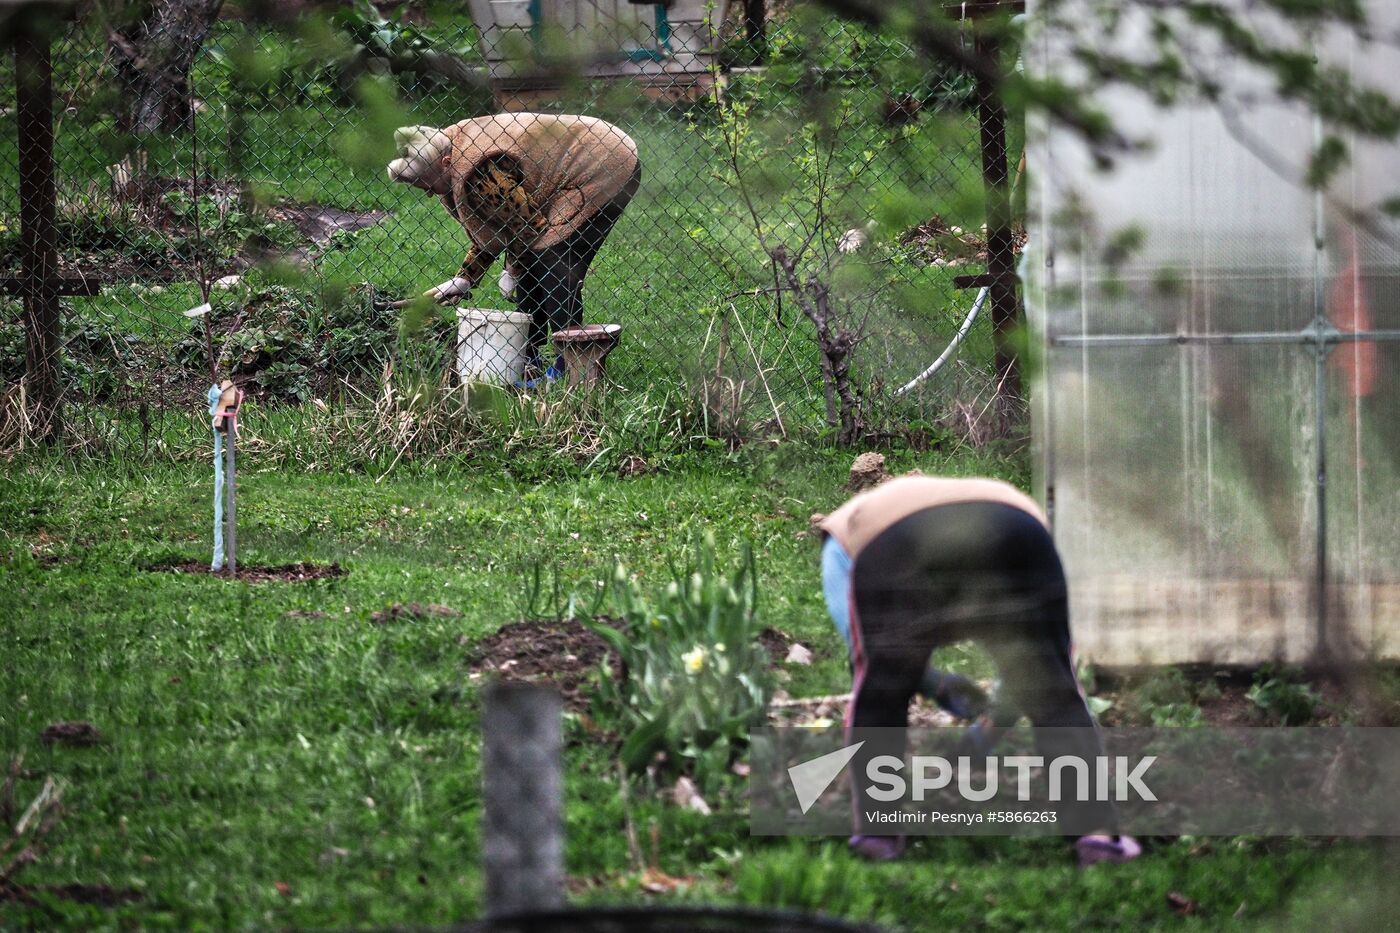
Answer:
[
  {"left": 797, "top": 513, "right": 826, "bottom": 540},
  {"left": 1, "top": 761, "right": 67, "bottom": 893},
  {"left": 639, "top": 867, "right": 695, "bottom": 894},
  {"left": 1167, "top": 892, "right": 1198, "bottom": 915},
  {"left": 670, "top": 776, "right": 712, "bottom": 816},
  {"left": 900, "top": 215, "right": 1028, "bottom": 266},
  {"left": 768, "top": 691, "right": 967, "bottom": 729},
  {"left": 319, "top": 847, "right": 350, "bottom": 866},
  {"left": 618, "top": 455, "right": 652, "bottom": 477}
]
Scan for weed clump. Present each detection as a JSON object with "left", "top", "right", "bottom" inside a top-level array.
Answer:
[{"left": 176, "top": 283, "right": 446, "bottom": 402}]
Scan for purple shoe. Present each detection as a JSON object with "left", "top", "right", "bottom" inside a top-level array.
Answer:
[
  {"left": 1075, "top": 834, "right": 1142, "bottom": 867},
  {"left": 849, "top": 835, "right": 906, "bottom": 861}
]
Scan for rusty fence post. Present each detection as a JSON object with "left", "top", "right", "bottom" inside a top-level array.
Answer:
[
  {"left": 14, "top": 8, "right": 64, "bottom": 444},
  {"left": 482, "top": 682, "right": 564, "bottom": 919}
]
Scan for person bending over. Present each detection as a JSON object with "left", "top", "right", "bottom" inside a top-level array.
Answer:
[
  {"left": 387, "top": 112, "right": 640, "bottom": 381},
  {"left": 819, "top": 475, "right": 1141, "bottom": 866}
]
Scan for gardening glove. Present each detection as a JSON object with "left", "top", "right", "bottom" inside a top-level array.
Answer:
[
  {"left": 498, "top": 263, "right": 519, "bottom": 301},
  {"left": 392, "top": 276, "right": 472, "bottom": 308},
  {"left": 428, "top": 275, "right": 473, "bottom": 304}
]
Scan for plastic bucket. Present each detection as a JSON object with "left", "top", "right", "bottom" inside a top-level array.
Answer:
[{"left": 457, "top": 307, "right": 532, "bottom": 385}]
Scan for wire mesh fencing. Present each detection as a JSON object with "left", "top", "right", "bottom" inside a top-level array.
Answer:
[{"left": 1, "top": 1, "right": 1021, "bottom": 461}]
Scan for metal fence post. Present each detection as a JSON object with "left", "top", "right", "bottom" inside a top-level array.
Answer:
[
  {"left": 14, "top": 8, "right": 63, "bottom": 444},
  {"left": 482, "top": 682, "right": 564, "bottom": 919},
  {"left": 224, "top": 418, "right": 237, "bottom": 575}
]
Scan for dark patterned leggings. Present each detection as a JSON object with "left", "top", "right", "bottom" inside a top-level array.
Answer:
[{"left": 846, "top": 501, "right": 1116, "bottom": 834}]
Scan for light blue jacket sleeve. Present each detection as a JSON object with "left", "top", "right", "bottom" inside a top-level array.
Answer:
[{"left": 821, "top": 535, "right": 854, "bottom": 657}]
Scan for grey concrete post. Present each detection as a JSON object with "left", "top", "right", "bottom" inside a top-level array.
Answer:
[{"left": 482, "top": 682, "right": 563, "bottom": 918}]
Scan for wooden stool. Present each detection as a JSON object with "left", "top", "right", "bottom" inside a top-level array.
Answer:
[{"left": 551, "top": 324, "right": 622, "bottom": 388}]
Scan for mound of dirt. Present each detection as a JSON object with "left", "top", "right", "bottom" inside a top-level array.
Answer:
[
  {"left": 847, "top": 451, "right": 891, "bottom": 491},
  {"left": 900, "top": 214, "right": 1029, "bottom": 267},
  {"left": 467, "top": 619, "right": 621, "bottom": 711},
  {"left": 153, "top": 560, "right": 346, "bottom": 583}
]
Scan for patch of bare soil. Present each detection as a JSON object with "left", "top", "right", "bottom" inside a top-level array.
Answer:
[
  {"left": 466, "top": 622, "right": 795, "bottom": 712},
  {"left": 758, "top": 627, "right": 793, "bottom": 661},
  {"left": 152, "top": 560, "right": 346, "bottom": 583},
  {"left": 40, "top": 721, "right": 103, "bottom": 746},
  {"left": 1, "top": 174, "right": 390, "bottom": 283},
  {"left": 267, "top": 203, "right": 389, "bottom": 248},
  {"left": 1194, "top": 684, "right": 1259, "bottom": 727},
  {"left": 769, "top": 691, "right": 964, "bottom": 729}
]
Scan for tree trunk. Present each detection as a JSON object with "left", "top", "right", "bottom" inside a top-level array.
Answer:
[{"left": 109, "top": 0, "right": 225, "bottom": 136}]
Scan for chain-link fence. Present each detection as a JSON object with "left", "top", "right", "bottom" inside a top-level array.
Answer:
[{"left": 2, "top": 1, "right": 1021, "bottom": 459}]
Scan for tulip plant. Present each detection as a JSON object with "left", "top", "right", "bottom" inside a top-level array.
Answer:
[{"left": 587, "top": 533, "right": 773, "bottom": 787}]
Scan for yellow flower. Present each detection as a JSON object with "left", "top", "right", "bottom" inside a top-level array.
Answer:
[
  {"left": 682, "top": 646, "right": 707, "bottom": 674},
  {"left": 650, "top": 617, "right": 663, "bottom": 628}
]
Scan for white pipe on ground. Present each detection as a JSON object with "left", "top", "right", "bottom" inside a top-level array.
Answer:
[{"left": 894, "top": 286, "right": 989, "bottom": 397}]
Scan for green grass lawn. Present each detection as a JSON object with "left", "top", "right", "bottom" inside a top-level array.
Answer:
[{"left": 1, "top": 443, "right": 1392, "bottom": 932}]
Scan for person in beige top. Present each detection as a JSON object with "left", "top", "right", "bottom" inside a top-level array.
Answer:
[
  {"left": 818, "top": 475, "right": 1139, "bottom": 866},
  {"left": 388, "top": 113, "right": 641, "bottom": 381}
]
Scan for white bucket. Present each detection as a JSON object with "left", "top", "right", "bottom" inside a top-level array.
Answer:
[{"left": 457, "top": 307, "right": 532, "bottom": 385}]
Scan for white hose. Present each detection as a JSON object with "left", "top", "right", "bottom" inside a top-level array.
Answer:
[{"left": 894, "top": 286, "right": 989, "bottom": 397}]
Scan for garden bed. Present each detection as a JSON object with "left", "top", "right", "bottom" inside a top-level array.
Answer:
[{"left": 151, "top": 559, "right": 346, "bottom": 583}]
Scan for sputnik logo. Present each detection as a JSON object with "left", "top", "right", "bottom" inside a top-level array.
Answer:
[{"left": 787, "top": 741, "right": 864, "bottom": 814}]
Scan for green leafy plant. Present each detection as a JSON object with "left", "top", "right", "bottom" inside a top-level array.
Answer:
[
  {"left": 1130, "top": 667, "right": 1209, "bottom": 727},
  {"left": 1248, "top": 666, "right": 1322, "bottom": 726},
  {"left": 587, "top": 532, "right": 772, "bottom": 788},
  {"left": 175, "top": 283, "right": 417, "bottom": 402},
  {"left": 0, "top": 308, "right": 153, "bottom": 402}
]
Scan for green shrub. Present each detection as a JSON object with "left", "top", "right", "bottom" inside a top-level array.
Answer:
[{"left": 587, "top": 533, "right": 773, "bottom": 789}]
